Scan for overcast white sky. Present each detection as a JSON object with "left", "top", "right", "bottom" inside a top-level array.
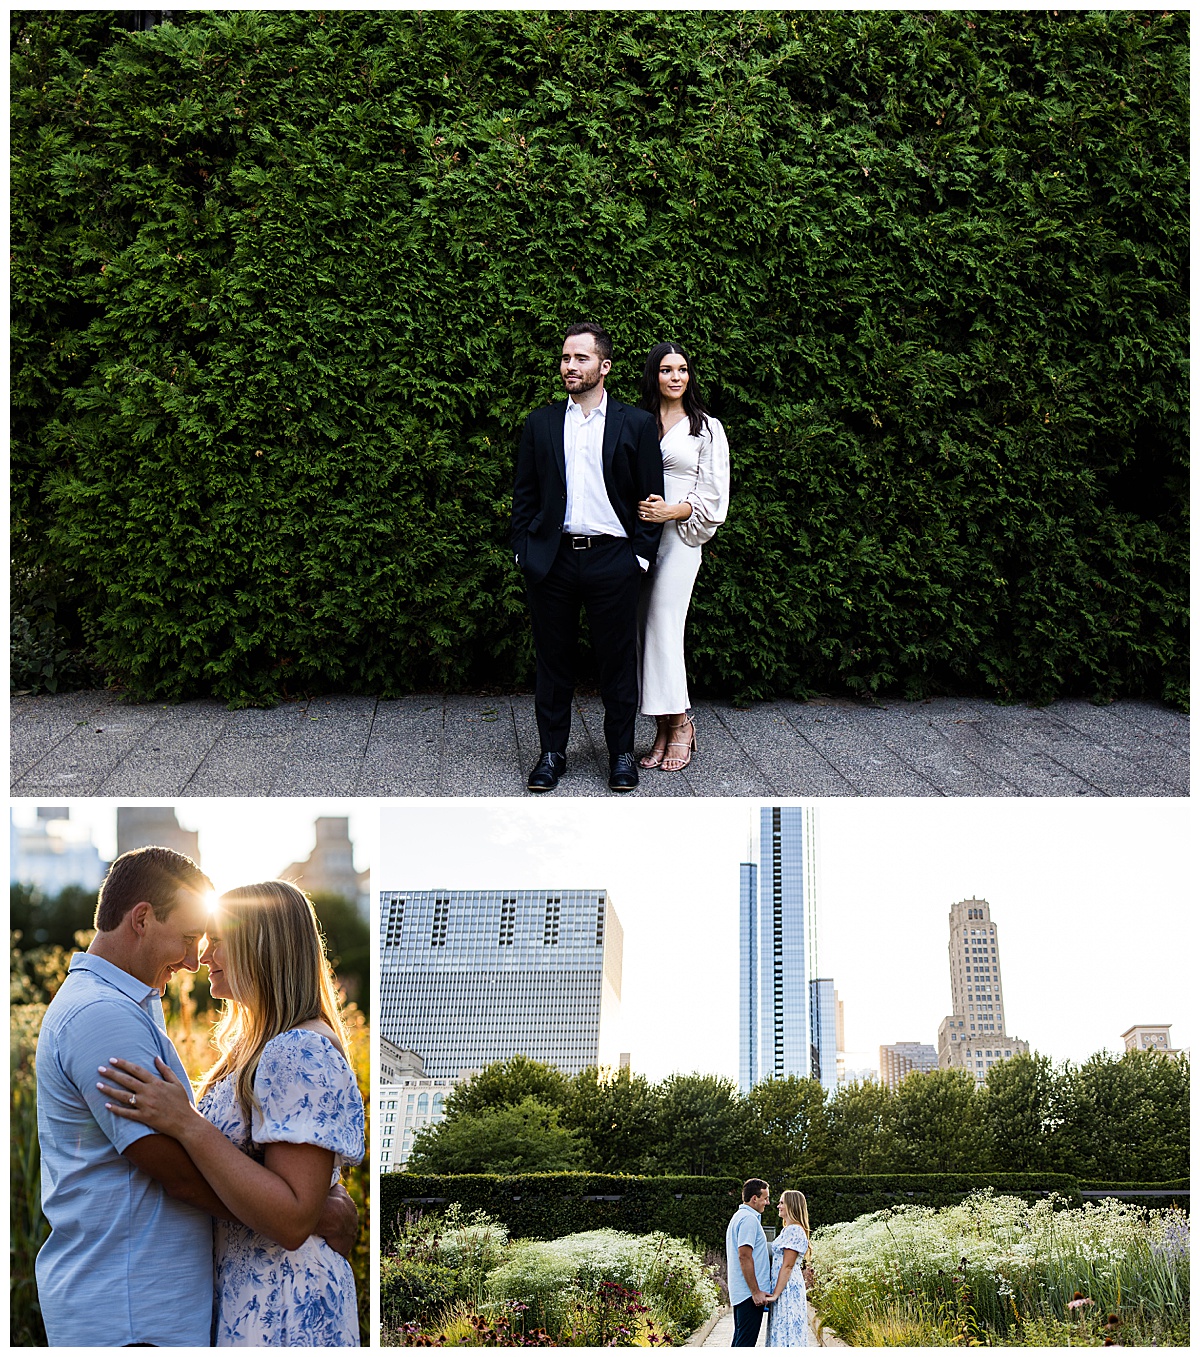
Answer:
[
  {"left": 379, "top": 798, "right": 1192, "bottom": 1083},
  {"left": 10, "top": 799, "right": 375, "bottom": 898}
]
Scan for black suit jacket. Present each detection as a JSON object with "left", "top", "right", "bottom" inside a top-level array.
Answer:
[{"left": 510, "top": 396, "right": 665, "bottom": 583}]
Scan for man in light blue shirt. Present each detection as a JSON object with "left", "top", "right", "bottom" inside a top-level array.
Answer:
[
  {"left": 725, "top": 1178, "right": 772, "bottom": 1347},
  {"left": 35, "top": 845, "right": 359, "bottom": 1346}
]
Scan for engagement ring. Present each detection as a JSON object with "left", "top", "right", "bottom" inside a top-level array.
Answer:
[{"left": 130, "top": 1095, "right": 137, "bottom": 1108}]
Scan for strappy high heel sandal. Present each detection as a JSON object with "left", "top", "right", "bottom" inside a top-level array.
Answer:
[
  {"left": 639, "top": 717, "right": 670, "bottom": 768},
  {"left": 661, "top": 715, "right": 696, "bottom": 772}
]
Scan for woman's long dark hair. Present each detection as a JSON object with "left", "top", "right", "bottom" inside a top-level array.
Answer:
[{"left": 638, "top": 341, "right": 711, "bottom": 438}]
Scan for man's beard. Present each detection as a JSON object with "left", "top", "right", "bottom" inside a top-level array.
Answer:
[{"left": 565, "top": 372, "right": 601, "bottom": 394}]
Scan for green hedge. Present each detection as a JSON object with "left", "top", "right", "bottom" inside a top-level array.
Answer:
[
  {"left": 1081, "top": 1178, "right": 1190, "bottom": 1212},
  {"left": 11, "top": 11, "right": 1188, "bottom": 705},
  {"left": 382, "top": 1172, "right": 1085, "bottom": 1251},
  {"left": 382, "top": 1173, "right": 743, "bottom": 1252}
]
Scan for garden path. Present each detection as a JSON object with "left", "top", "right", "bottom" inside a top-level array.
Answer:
[
  {"left": 9, "top": 691, "right": 1187, "bottom": 797},
  {"left": 697, "top": 1304, "right": 836, "bottom": 1346}
]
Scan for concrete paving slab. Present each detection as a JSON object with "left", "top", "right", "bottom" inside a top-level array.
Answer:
[
  {"left": 709, "top": 705, "right": 857, "bottom": 797},
  {"left": 183, "top": 735, "right": 294, "bottom": 796},
  {"left": 9, "top": 690, "right": 1188, "bottom": 798}
]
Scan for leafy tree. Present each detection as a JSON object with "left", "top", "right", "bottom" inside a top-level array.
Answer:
[
  {"left": 9, "top": 884, "right": 98, "bottom": 951},
  {"left": 1055, "top": 1050, "right": 1189, "bottom": 1181},
  {"left": 984, "top": 1053, "right": 1061, "bottom": 1173},
  {"left": 892, "top": 1069, "right": 990, "bottom": 1172},
  {"left": 564, "top": 1066, "right": 661, "bottom": 1174},
  {"left": 745, "top": 1075, "right": 831, "bottom": 1181},
  {"left": 651, "top": 1074, "right": 751, "bottom": 1177},
  {"left": 441, "top": 1056, "right": 571, "bottom": 1124},
  {"left": 406, "top": 1096, "right": 584, "bottom": 1174},
  {"left": 309, "top": 891, "right": 370, "bottom": 1016},
  {"left": 824, "top": 1079, "right": 903, "bottom": 1174}
]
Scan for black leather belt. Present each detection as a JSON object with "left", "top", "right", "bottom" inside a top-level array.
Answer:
[{"left": 563, "top": 533, "right": 620, "bottom": 549}]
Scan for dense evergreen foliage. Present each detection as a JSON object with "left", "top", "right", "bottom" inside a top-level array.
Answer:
[
  {"left": 11, "top": 11, "right": 1188, "bottom": 705},
  {"left": 399, "top": 1055, "right": 1190, "bottom": 1184},
  {"left": 381, "top": 1172, "right": 1091, "bottom": 1252}
]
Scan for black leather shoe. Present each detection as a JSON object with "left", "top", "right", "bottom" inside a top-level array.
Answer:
[
  {"left": 608, "top": 751, "right": 639, "bottom": 792},
  {"left": 528, "top": 751, "right": 566, "bottom": 792}
]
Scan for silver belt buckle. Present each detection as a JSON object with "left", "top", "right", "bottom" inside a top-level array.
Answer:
[{"left": 569, "top": 535, "right": 592, "bottom": 550}]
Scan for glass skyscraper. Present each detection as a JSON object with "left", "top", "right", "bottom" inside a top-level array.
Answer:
[
  {"left": 739, "top": 806, "right": 836, "bottom": 1095},
  {"left": 379, "top": 888, "right": 623, "bottom": 1078}
]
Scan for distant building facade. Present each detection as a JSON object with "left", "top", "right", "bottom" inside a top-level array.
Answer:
[
  {"left": 1121, "top": 1024, "right": 1185, "bottom": 1059},
  {"left": 879, "top": 1041, "right": 939, "bottom": 1090},
  {"left": 937, "top": 897, "right": 1029, "bottom": 1082},
  {"left": 116, "top": 806, "right": 200, "bottom": 864},
  {"left": 10, "top": 808, "right": 106, "bottom": 894},
  {"left": 376, "top": 1042, "right": 458, "bottom": 1172},
  {"left": 280, "top": 816, "right": 369, "bottom": 914},
  {"left": 739, "top": 806, "right": 836, "bottom": 1095},
  {"left": 379, "top": 889, "right": 622, "bottom": 1079}
]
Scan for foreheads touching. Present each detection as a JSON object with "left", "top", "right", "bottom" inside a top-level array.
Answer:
[{"left": 94, "top": 846, "right": 213, "bottom": 933}]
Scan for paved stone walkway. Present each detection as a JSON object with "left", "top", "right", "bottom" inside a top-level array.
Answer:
[
  {"left": 697, "top": 1305, "right": 837, "bottom": 1346},
  {"left": 9, "top": 690, "right": 1188, "bottom": 798}
]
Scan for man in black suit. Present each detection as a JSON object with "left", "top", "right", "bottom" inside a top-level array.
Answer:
[{"left": 511, "top": 322, "right": 665, "bottom": 792}]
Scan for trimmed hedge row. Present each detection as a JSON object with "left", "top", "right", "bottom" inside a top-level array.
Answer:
[
  {"left": 11, "top": 11, "right": 1188, "bottom": 705},
  {"left": 382, "top": 1174, "right": 743, "bottom": 1252},
  {"left": 1081, "top": 1179, "right": 1190, "bottom": 1212},
  {"left": 381, "top": 1172, "right": 1086, "bottom": 1251}
]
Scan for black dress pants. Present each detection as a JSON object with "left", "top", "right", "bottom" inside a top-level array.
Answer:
[
  {"left": 732, "top": 1296, "right": 766, "bottom": 1347},
  {"left": 525, "top": 535, "right": 643, "bottom": 758}
]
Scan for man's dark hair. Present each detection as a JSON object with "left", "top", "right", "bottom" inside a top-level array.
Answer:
[
  {"left": 742, "top": 1178, "right": 769, "bottom": 1202},
  {"left": 94, "top": 846, "right": 213, "bottom": 932},
  {"left": 563, "top": 321, "right": 613, "bottom": 362}
]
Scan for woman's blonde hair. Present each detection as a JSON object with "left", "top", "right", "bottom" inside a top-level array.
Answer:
[
  {"left": 779, "top": 1189, "right": 813, "bottom": 1263},
  {"left": 196, "top": 880, "right": 349, "bottom": 1125}
]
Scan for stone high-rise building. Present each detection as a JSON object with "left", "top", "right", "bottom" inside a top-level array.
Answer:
[
  {"left": 116, "top": 806, "right": 200, "bottom": 865},
  {"left": 937, "top": 897, "right": 1028, "bottom": 1081}
]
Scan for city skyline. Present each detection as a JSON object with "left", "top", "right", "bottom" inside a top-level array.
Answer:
[
  {"left": 8, "top": 800, "right": 374, "bottom": 898},
  {"left": 379, "top": 799, "right": 1190, "bottom": 1083}
]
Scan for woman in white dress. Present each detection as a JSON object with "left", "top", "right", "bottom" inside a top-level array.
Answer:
[
  {"left": 98, "top": 880, "right": 365, "bottom": 1346},
  {"left": 766, "top": 1188, "right": 813, "bottom": 1346},
  {"left": 635, "top": 342, "right": 730, "bottom": 771}
]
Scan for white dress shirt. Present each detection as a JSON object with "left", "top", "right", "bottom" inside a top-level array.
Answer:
[{"left": 563, "top": 392, "right": 626, "bottom": 537}]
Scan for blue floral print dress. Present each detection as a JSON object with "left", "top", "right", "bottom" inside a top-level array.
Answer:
[
  {"left": 199, "top": 1028, "right": 365, "bottom": 1346},
  {"left": 766, "top": 1223, "right": 810, "bottom": 1347}
]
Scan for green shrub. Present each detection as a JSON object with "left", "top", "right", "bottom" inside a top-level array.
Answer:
[
  {"left": 483, "top": 1229, "right": 717, "bottom": 1342},
  {"left": 379, "top": 1255, "right": 464, "bottom": 1325},
  {"left": 381, "top": 1173, "right": 743, "bottom": 1252},
  {"left": 10, "top": 10, "right": 1188, "bottom": 707}
]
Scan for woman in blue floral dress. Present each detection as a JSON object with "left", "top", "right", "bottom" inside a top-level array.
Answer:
[
  {"left": 99, "top": 880, "right": 365, "bottom": 1346},
  {"left": 766, "top": 1189, "right": 813, "bottom": 1346}
]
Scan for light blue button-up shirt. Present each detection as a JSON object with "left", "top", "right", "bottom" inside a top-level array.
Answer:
[
  {"left": 35, "top": 953, "right": 214, "bottom": 1346},
  {"left": 726, "top": 1202, "right": 771, "bottom": 1305}
]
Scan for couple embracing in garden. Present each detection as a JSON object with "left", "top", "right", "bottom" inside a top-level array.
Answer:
[
  {"left": 512, "top": 321, "right": 730, "bottom": 793},
  {"left": 726, "top": 1178, "right": 815, "bottom": 1347},
  {"left": 34, "top": 846, "right": 365, "bottom": 1346}
]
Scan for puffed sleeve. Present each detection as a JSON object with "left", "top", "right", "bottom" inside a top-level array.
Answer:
[
  {"left": 250, "top": 1029, "right": 365, "bottom": 1169},
  {"left": 677, "top": 416, "right": 730, "bottom": 547}
]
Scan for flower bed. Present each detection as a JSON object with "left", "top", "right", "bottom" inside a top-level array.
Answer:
[
  {"left": 381, "top": 1207, "right": 718, "bottom": 1346},
  {"left": 811, "top": 1190, "right": 1189, "bottom": 1346}
]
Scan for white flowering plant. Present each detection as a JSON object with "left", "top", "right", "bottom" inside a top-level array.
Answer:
[{"left": 811, "top": 1190, "right": 1189, "bottom": 1346}]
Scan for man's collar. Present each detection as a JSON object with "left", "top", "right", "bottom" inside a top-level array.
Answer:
[
  {"left": 69, "top": 950, "right": 159, "bottom": 1004},
  {"left": 567, "top": 390, "right": 608, "bottom": 418}
]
